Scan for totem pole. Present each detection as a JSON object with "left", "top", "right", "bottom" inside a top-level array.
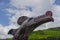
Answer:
[{"left": 8, "top": 11, "right": 54, "bottom": 40}]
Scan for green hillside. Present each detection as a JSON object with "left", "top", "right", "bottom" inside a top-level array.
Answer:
[
  {"left": 49, "top": 27, "right": 60, "bottom": 31},
  {"left": 7, "top": 27, "right": 60, "bottom": 40},
  {"left": 29, "top": 27, "right": 60, "bottom": 40}
]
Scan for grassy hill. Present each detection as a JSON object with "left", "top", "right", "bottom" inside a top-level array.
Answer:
[
  {"left": 49, "top": 27, "right": 60, "bottom": 31},
  {"left": 29, "top": 27, "right": 60, "bottom": 40},
  {"left": 7, "top": 27, "right": 60, "bottom": 40}
]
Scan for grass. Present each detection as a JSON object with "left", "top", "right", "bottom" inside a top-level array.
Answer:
[{"left": 29, "top": 27, "right": 60, "bottom": 40}]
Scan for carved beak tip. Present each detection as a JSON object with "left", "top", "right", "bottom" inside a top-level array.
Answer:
[{"left": 51, "top": 18, "right": 54, "bottom": 22}]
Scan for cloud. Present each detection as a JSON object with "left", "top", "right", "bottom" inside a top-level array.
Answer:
[{"left": 10, "top": 0, "right": 55, "bottom": 14}]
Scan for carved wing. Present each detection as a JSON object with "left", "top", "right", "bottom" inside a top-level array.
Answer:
[{"left": 8, "top": 29, "right": 17, "bottom": 35}]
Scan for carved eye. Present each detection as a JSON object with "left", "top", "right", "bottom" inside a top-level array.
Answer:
[{"left": 46, "top": 11, "right": 52, "bottom": 16}]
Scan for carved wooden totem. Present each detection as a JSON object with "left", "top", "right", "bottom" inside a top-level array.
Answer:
[{"left": 8, "top": 11, "right": 54, "bottom": 40}]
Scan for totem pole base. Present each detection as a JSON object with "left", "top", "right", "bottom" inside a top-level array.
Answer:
[{"left": 13, "top": 35, "right": 29, "bottom": 40}]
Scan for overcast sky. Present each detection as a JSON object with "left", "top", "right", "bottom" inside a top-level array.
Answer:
[{"left": 0, "top": 0, "right": 60, "bottom": 39}]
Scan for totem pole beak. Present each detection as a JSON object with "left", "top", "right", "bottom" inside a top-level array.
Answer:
[
  {"left": 42, "top": 16, "right": 54, "bottom": 23},
  {"left": 51, "top": 17, "right": 54, "bottom": 22},
  {"left": 45, "top": 15, "right": 54, "bottom": 22}
]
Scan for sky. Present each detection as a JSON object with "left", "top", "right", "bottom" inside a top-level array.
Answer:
[{"left": 0, "top": 0, "right": 60, "bottom": 39}]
